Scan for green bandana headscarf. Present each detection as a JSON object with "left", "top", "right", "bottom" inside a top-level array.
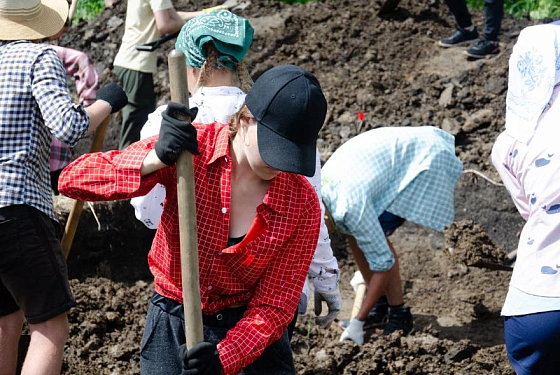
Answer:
[{"left": 175, "top": 10, "right": 254, "bottom": 70}]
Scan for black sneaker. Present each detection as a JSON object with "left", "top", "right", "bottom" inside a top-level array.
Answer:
[
  {"left": 464, "top": 39, "right": 500, "bottom": 59},
  {"left": 438, "top": 27, "right": 479, "bottom": 47},
  {"left": 383, "top": 306, "right": 414, "bottom": 336},
  {"left": 337, "top": 296, "right": 389, "bottom": 331}
]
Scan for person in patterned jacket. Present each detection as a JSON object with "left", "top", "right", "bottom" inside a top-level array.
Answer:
[
  {"left": 0, "top": 1, "right": 127, "bottom": 374},
  {"left": 59, "top": 64, "right": 327, "bottom": 375}
]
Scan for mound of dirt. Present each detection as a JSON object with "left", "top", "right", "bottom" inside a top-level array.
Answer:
[
  {"left": 445, "top": 219, "right": 509, "bottom": 267},
  {"left": 48, "top": 0, "right": 542, "bottom": 374}
]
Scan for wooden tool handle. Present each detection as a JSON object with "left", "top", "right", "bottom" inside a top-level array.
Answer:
[
  {"left": 168, "top": 49, "right": 204, "bottom": 348},
  {"left": 350, "top": 283, "right": 367, "bottom": 320},
  {"left": 61, "top": 115, "right": 111, "bottom": 259}
]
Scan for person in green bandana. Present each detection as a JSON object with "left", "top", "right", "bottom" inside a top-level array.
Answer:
[{"left": 113, "top": 0, "right": 237, "bottom": 150}]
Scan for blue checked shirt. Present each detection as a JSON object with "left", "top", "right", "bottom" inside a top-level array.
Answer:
[
  {"left": 0, "top": 41, "right": 90, "bottom": 220},
  {"left": 322, "top": 126, "right": 463, "bottom": 272}
]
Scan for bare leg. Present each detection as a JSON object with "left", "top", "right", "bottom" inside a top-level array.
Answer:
[
  {"left": 21, "top": 313, "right": 69, "bottom": 375},
  {"left": 0, "top": 309, "right": 25, "bottom": 375}
]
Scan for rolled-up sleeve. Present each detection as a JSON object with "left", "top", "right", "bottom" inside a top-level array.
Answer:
[
  {"left": 59, "top": 138, "right": 166, "bottom": 201},
  {"left": 32, "top": 48, "right": 89, "bottom": 146}
]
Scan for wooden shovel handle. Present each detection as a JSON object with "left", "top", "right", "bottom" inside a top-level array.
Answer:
[
  {"left": 350, "top": 283, "right": 367, "bottom": 320},
  {"left": 168, "top": 49, "right": 204, "bottom": 348},
  {"left": 61, "top": 115, "right": 111, "bottom": 259}
]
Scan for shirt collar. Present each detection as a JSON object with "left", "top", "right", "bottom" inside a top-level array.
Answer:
[
  {"left": 208, "top": 124, "right": 231, "bottom": 165},
  {"left": 207, "top": 123, "right": 299, "bottom": 216},
  {"left": 259, "top": 173, "right": 295, "bottom": 216}
]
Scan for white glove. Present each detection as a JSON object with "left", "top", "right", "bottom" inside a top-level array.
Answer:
[
  {"left": 314, "top": 287, "right": 341, "bottom": 328},
  {"left": 350, "top": 271, "right": 366, "bottom": 292},
  {"left": 339, "top": 318, "right": 365, "bottom": 345}
]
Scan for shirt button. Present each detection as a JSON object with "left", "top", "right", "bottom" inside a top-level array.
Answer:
[
  {"left": 208, "top": 285, "right": 213, "bottom": 290},
  {"left": 224, "top": 157, "right": 228, "bottom": 163},
  {"left": 221, "top": 207, "right": 227, "bottom": 214}
]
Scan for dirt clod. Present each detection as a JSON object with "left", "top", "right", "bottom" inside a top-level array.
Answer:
[{"left": 445, "top": 219, "right": 509, "bottom": 266}]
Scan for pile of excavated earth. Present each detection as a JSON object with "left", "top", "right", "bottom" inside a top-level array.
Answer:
[{"left": 51, "top": 0, "right": 548, "bottom": 373}]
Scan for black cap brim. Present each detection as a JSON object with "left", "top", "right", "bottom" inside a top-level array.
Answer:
[{"left": 257, "top": 123, "right": 316, "bottom": 177}]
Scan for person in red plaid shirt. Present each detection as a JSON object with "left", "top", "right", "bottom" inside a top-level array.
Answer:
[{"left": 59, "top": 64, "right": 327, "bottom": 375}]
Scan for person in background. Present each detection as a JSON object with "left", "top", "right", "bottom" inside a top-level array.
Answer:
[
  {"left": 113, "top": 0, "right": 236, "bottom": 150},
  {"left": 47, "top": 3, "right": 100, "bottom": 194},
  {"left": 438, "top": 0, "right": 504, "bottom": 59},
  {"left": 0, "top": 1, "right": 127, "bottom": 374},
  {"left": 491, "top": 22, "right": 560, "bottom": 375},
  {"left": 130, "top": 10, "right": 341, "bottom": 335},
  {"left": 59, "top": 65, "right": 327, "bottom": 375},
  {"left": 322, "top": 126, "right": 463, "bottom": 345}
]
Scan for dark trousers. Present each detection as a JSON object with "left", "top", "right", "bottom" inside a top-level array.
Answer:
[
  {"left": 140, "top": 293, "right": 296, "bottom": 375},
  {"left": 444, "top": 0, "right": 504, "bottom": 41},
  {"left": 504, "top": 310, "right": 560, "bottom": 375},
  {"left": 114, "top": 66, "right": 156, "bottom": 150}
]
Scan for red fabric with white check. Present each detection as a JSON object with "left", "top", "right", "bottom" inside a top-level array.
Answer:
[{"left": 59, "top": 122, "right": 320, "bottom": 374}]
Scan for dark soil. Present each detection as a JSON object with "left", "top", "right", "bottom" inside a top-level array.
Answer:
[
  {"left": 49, "top": 0, "right": 544, "bottom": 373},
  {"left": 444, "top": 219, "right": 509, "bottom": 267}
]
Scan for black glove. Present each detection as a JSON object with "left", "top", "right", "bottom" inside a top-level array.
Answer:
[
  {"left": 179, "top": 342, "right": 223, "bottom": 375},
  {"left": 96, "top": 82, "right": 128, "bottom": 113},
  {"left": 155, "top": 102, "right": 199, "bottom": 165}
]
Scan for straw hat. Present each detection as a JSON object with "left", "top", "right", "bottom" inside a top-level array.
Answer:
[{"left": 0, "top": 0, "right": 69, "bottom": 41}]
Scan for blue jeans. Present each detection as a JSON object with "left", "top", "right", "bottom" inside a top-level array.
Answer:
[
  {"left": 504, "top": 311, "right": 560, "bottom": 375},
  {"left": 140, "top": 293, "right": 295, "bottom": 375}
]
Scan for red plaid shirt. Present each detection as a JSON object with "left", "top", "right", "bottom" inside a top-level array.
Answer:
[{"left": 59, "top": 122, "right": 321, "bottom": 374}]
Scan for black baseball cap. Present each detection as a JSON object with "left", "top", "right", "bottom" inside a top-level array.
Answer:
[{"left": 245, "top": 65, "right": 327, "bottom": 177}]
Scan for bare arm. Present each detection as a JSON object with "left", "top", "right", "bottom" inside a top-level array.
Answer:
[
  {"left": 347, "top": 235, "right": 404, "bottom": 321},
  {"left": 154, "top": 8, "right": 204, "bottom": 35},
  {"left": 140, "top": 149, "right": 167, "bottom": 176},
  {"left": 84, "top": 100, "right": 112, "bottom": 135}
]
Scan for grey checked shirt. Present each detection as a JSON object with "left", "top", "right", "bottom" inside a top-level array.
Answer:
[{"left": 0, "top": 41, "right": 90, "bottom": 220}]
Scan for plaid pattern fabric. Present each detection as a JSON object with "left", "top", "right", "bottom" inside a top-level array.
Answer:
[
  {"left": 322, "top": 126, "right": 463, "bottom": 272},
  {"left": 49, "top": 137, "right": 74, "bottom": 172},
  {"left": 49, "top": 46, "right": 99, "bottom": 172},
  {"left": 0, "top": 41, "right": 90, "bottom": 220},
  {"left": 59, "top": 122, "right": 321, "bottom": 375}
]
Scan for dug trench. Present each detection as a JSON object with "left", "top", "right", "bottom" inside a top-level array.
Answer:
[{"left": 47, "top": 0, "right": 546, "bottom": 373}]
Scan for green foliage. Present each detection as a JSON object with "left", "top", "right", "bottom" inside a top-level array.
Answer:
[
  {"left": 73, "top": 0, "right": 105, "bottom": 22},
  {"left": 467, "top": 0, "right": 560, "bottom": 19}
]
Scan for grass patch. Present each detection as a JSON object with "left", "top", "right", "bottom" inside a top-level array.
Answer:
[
  {"left": 467, "top": 0, "right": 560, "bottom": 19},
  {"left": 73, "top": 0, "right": 105, "bottom": 22}
]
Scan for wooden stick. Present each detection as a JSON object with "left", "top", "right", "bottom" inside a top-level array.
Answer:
[
  {"left": 61, "top": 115, "right": 111, "bottom": 259},
  {"left": 168, "top": 49, "right": 204, "bottom": 348},
  {"left": 68, "top": 0, "right": 79, "bottom": 27},
  {"left": 350, "top": 283, "right": 367, "bottom": 320}
]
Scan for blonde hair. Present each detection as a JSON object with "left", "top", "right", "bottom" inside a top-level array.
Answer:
[
  {"left": 229, "top": 105, "right": 253, "bottom": 140},
  {"left": 194, "top": 43, "right": 253, "bottom": 93}
]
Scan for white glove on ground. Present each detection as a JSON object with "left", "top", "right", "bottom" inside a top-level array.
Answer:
[
  {"left": 340, "top": 318, "right": 365, "bottom": 345},
  {"left": 314, "top": 288, "right": 341, "bottom": 328}
]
